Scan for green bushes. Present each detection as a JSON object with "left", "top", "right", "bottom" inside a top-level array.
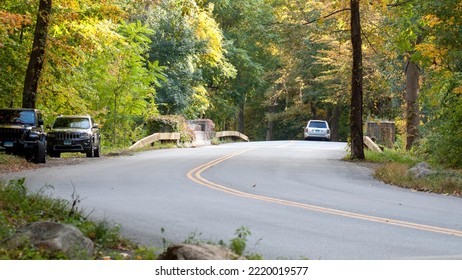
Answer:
[{"left": 146, "top": 115, "right": 195, "bottom": 143}]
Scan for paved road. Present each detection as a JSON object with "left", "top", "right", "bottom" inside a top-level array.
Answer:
[{"left": 4, "top": 141, "right": 462, "bottom": 259}]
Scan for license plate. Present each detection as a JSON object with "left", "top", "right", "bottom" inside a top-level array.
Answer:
[
  {"left": 3, "top": 141, "right": 14, "bottom": 147},
  {"left": 64, "top": 140, "right": 72, "bottom": 145}
]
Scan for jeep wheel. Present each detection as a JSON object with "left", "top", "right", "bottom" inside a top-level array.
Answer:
[
  {"left": 94, "top": 144, "right": 100, "bottom": 157},
  {"left": 86, "top": 145, "right": 94, "bottom": 157},
  {"left": 32, "top": 141, "right": 46, "bottom": 164}
]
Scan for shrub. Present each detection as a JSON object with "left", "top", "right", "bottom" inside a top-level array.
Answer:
[{"left": 146, "top": 115, "right": 195, "bottom": 143}]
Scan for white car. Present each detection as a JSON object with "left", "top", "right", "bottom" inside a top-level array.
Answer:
[{"left": 304, "top": 120, "right": 330, "bottom": 141}]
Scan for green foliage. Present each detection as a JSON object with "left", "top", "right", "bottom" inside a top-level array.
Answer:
[
  {"left": 82, "top": 221, "right": 121, "bottom": 250},
  {"left": 365, "top": 149, "right": 418, "bottom": 166},
  {"left": 229, "top": 226, "right": 251, "bottom": 256},
  {"left": 0, "top": 2, "right": 36, "bottom": 108},
  {"left": 419, "top": 72, "right": 462, "bottom": 168},
  {"left": 145, "top": 0, "right": 234, "bottom": 115},
  {"left": 146, "top": 115, "right": 195, "bottom": 142},
  {"left": 207, "top": 0, "right": 279, "bottom": 134},
  {"left": 267, "top": 105, "right": 312, "bottom": 140}
]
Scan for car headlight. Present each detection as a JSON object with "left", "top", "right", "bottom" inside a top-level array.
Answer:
[
  {"left": 28, "top": 131, "right": 40, "bottom": 140},
  {"left": 47, "top": 133, "right": 56, "bottom": 138},
  {"left": 80, "top": 133, "right": 91, "bottom": 139}
]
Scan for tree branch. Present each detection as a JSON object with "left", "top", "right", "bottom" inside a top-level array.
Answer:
[
  {"left": 303, "top": 8, "right": 351, "bottom": 25},
  {"left": 361, "top": 31, "right": 379, "bottom": 55}
]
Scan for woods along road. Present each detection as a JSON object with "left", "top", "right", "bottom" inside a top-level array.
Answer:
[{"left": 5, "top": 141, "right": 462, "bottom": 259}]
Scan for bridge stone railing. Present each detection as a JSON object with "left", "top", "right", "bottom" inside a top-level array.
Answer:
[
  {"left": 128, "top": 130, "right": 250, "bottom": 150},
  {"left": 215, "top": 131, "right": 249, "bottom": 142},
  {"left": 128, "top": 133, "right": 180, "bottom": 150}
]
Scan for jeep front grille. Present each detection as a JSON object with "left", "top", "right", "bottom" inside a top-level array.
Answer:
[
  {"left": 0, "top": 128, "right": 26, "bottom": 141},
  {"left": 55, "top": 133, "right": 84, "bottom": 140}
]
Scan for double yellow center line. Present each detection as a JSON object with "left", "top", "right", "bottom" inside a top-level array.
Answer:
[{"left": 187, "top": 148, "right": 462, "bottom": 237}]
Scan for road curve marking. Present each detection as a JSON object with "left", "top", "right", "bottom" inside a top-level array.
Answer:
[
  {"left": 276, "top": 140, "right": 295, "bottom": 148},
  {"left": 186, "top": 149, "right": 462, "bottom": 237}
]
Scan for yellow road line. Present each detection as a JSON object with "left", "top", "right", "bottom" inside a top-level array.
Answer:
[
  {"left": 186, "top": 149, "right": 462, "bottom": 237},
  {"left": 276, "top": 140, "right": 295, "bottom": 148}
]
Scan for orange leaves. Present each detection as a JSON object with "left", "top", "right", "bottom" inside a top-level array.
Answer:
[
  {"left": 454, "top": 85, "right": 462, "bottom": 95},
  {"left": 0, "top": 11, "right": 33, "bottom": 34},
  {"left": 423, "top": 14, "right": 443, "bottom": 28}
]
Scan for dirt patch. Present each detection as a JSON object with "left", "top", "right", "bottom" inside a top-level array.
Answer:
[
  {"left": 0, "top": 156, "right": 89, "bottom": 175},
  {"left": 353, "top": 161, "right": 384, "bottom": 171}
]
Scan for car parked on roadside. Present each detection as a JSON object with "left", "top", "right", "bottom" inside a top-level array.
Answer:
[
  {"left": 304, "top": 120, "right": 331, "bottom": 141},
  {"left": 0, "top": 108, "right": 47, "bottom": 163},
  {"left": 47, "top": 115, "right": 100, "bottom": 158}
]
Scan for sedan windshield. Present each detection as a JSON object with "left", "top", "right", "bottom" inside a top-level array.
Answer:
[{"left": 53, "top": 118, "right": 90, "bottom": 129}]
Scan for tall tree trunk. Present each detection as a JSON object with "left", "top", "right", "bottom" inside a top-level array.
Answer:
[
  {"left": 349, "top": 0, "right": 365, "bottom": 160},
  {"left": 22, "top": 0, "right": 52, "bottom": 108},
  {"left": 405, "top": 60, "right": 420, "bottom": 150}
]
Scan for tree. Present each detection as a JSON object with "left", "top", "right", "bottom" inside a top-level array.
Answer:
[
  {"left": 0, "top": 7, "right": 34, "bottom": 107},
  {"left": 405, "top": 56, "right": 421, "bottom": 150},
  {"left": 411, "top": 0, "right": 462, "bottom": 167},
  {"left": 31, "top": 0, "right": 165, "bottom": 146},
  {"left": 22, "top": 0, "right": 52, "bottom": 108},
  {"left": 385, "top": 1, "right": 426, "bottom": 150},
  {"left": 210, "top": 0, "right": 280, "bottom": 136},
  {"left": 145, "top": 0, "right": 234, "bottom": 117},
  {"left": 349, "top": 0, "right": 364, "bottom": 159}
]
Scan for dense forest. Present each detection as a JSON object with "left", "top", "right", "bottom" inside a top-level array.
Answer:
[{"left": 1, "top": 0, "right": 461, "bottom": 167}]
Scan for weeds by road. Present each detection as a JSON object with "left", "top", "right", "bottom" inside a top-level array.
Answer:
[{"left": 363, "top": 149, "right": 462, "bottom": 197}]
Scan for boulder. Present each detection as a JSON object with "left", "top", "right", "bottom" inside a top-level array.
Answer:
[
  {"left": 4, "top": 221, "right": 94, "bottom": 259},
  {"left": 158, "top": 243, "right": 241, "bottom": 260},
  {"left": 408, "top": 162, "right": 435, "bottom": 178}
]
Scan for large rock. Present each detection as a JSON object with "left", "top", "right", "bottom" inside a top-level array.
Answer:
[
  {"left": 158, "top": 243, "right": 241, "bottom": 260},
  {"left": 408, "top": 162, "right": 435, "bottom": 178},
  {"left": 4, "top": 221, "right": 94, "bottom": 259}
]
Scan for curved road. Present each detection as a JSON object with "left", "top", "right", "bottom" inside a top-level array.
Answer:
[{"left": 4, "top": 141, "right": 462, "bottom": 259}]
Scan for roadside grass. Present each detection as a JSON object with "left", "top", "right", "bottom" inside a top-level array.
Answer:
[
  {"left": 0, "top": 178, "right": 160, "bottom": 260},
  {"left": 364, "top": 149, "right": 418, "bottom": 165},
  {"left": 363, "top": 149, "right": 462, "bottom": 197}
]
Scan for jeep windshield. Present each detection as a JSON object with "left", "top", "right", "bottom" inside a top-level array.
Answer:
[
  {"left": 0, "top": 109, "right": 35, "bottom": 125},
  {"left": 53, "top": 117, "right": 90, "bottom": 129}
]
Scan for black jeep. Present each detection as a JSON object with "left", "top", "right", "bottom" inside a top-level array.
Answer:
[
  {"left": 0, "top": 108, "right": 47, "bottom": 163},
  {"left": 47, "top": 115, "right": 100, "bottom": 158}
]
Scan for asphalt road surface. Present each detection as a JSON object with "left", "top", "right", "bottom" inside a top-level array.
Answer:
[{"left": 4, "top": 141, "right": 462, "bottom": 259}]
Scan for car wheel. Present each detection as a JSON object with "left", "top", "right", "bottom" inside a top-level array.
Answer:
[
  {"left": 32, "top": 141, "right": 46, "bottom": 164},
  {"left": 94, "top": 144, "right": 100, "bottom": 157},
  {"left": 86, "top": 145, "right": 94, "bottom": 158}
]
